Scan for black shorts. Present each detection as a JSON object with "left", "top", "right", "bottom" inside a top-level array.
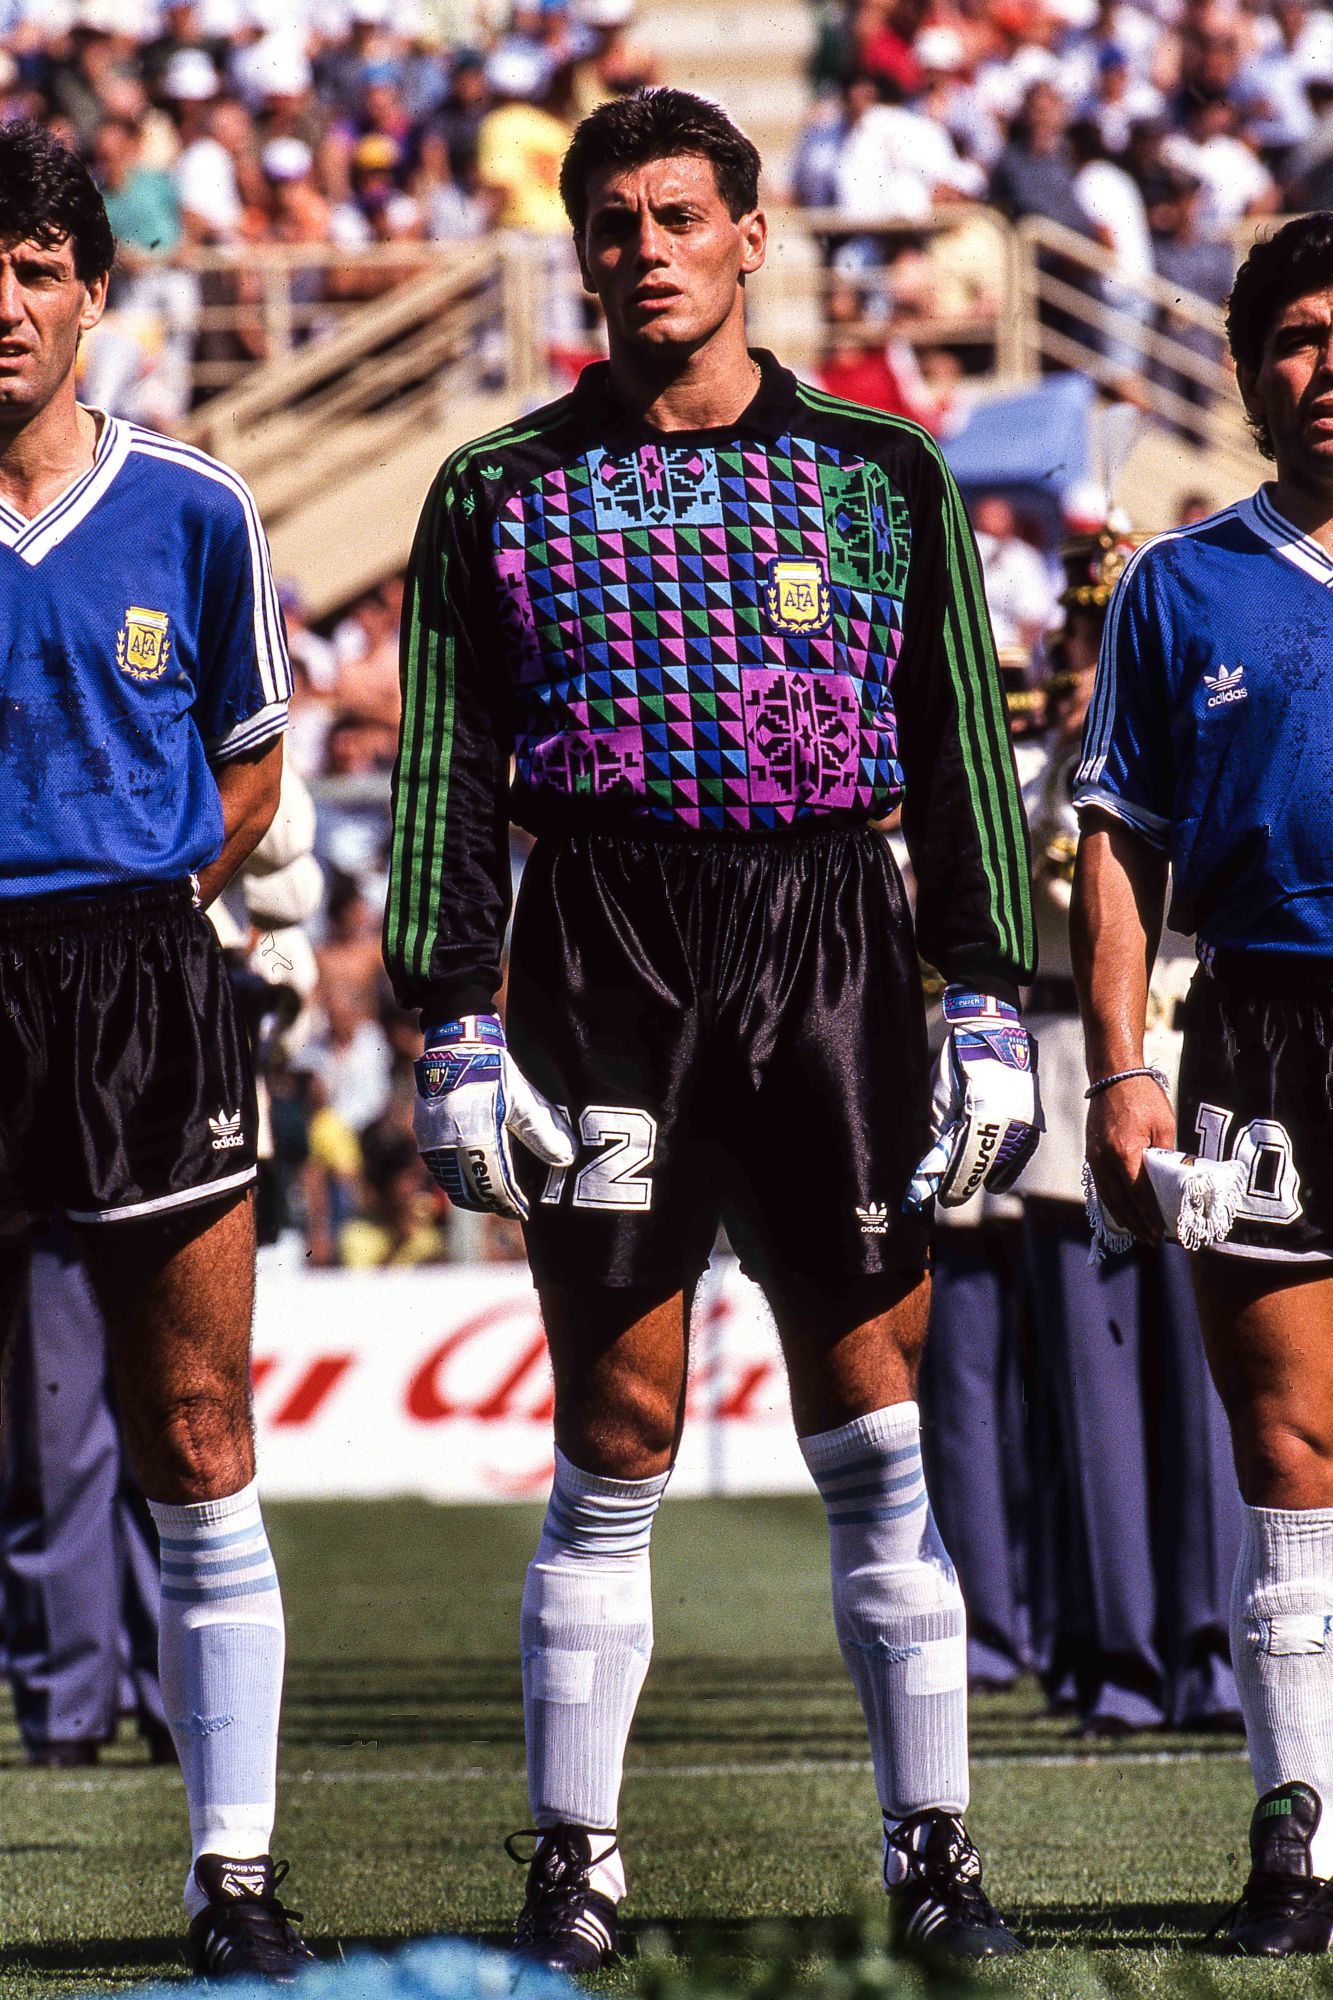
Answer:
[
  {"left": 0, "top": 883, "right": 257, "bottom": 1233},
  {"left": 1177, "top": 952, "right": 1333, "bottom": 1265},
  {"left": 507, "top": 824, "right": 934, "bottom": 1294}
]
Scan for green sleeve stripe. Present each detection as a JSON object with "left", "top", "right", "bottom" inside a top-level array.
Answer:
[
  {"left": 386, "top": 398, "right": 577, "bottom": 993},
  {"left": 935, "top": 473, "right": 1024, "bottom": 966},
  {"left": 794, "top": 385, "right": 1034, "bottom": 970},
  {"left": 407, "top": 616, "right": 452, "bottom": 983},
  {"left": 384, "top": 575, "right": 422, "bottom": 977},
  {"left": 941, "top": 473, "right": 1034, "bottom": 963},
  {"left": 386, "top": 568, "right": 444, "bottom": 983}
]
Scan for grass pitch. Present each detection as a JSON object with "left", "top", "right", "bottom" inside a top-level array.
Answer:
[{"left": 0, "top": 1497, "right": 1305, "bottom": 1997}]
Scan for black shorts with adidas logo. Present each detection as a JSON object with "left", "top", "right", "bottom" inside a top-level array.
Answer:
[
  {"left": 507, "top": 822, "right": 934, "bottom": 1294},
  {"left": 1177, "top": 949, "right": 1333, "bottom": 1266},
  {"left": 0, "top": 882, "right": 257, "bottom": 1233}
]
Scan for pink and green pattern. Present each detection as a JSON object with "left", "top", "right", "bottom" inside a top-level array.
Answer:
[{"left": 495, "top": 431, "right": 908, "bottom": 831}]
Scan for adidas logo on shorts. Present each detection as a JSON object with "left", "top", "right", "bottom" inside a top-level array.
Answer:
[
  {"left": 856, "top": 1202, "right": 889, "bottom": 1235},
  {"left": 208, "top": 1109, "right": 245, "bottom": 1151}
]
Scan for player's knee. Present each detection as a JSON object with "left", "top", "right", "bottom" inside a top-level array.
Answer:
[
  {"left": 557, "top": 1379, "right": 677, "bottom": 1481},
  {"left": 124, "top": 1390, "right": 256, "bottom": 1504},
  {"left": 1235, "top": 1413, "right": 1333, "bottom": 1508}
]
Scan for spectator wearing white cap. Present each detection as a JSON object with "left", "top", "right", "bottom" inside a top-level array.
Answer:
[
  {"left": 1160, "top": 88, "right": 1277, "bottom": 230},
  {"left": 833, "top": 72, "right": 985, "bottom": 225},
  {"left": 263, "top": 133, "right": 333, "bottom": 250},
  {"left": 1068, "top": 116, "right": 1154, "bottom": 384},
  {"left": 232, "top": 31, "right": 315, "bottom": 113},
  {"left": 166, "top": 54, "right": 249, "bottom": 243},
  {"left": 912, "top": 24, "right": 1005, "bottom": 171},
  {"left": 141, "top": 0, "right": 232, "bottom": 96},
  {"left": 475, "top": 45, "right": 571, "bottom": 232}
]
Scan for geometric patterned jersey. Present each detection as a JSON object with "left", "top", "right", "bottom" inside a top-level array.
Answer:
[
  {"left": 386, "top": 352, "right": 1033, "bottom": 1017},
  {"left": 495, "top": 424, "right": 910, "bottom": 829}
]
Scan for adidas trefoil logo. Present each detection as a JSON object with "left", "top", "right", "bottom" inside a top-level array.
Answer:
[
  {"left": 1204, "top": 661, "right": 1247, "bottom": 708},
  {"left": 208, "top": 1108, "right": 245, "bottom": 1151},
  {"left": 856, "top": 1201, "right": 889, "bottom": 1235}
]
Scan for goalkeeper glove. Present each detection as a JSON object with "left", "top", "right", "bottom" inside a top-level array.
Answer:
[
  {"left": 904, "top": 987, "right": 1043, "bottom": 1212},
  {"left": 413, "top": 1013, "right": 575, "bottom": 1221}
]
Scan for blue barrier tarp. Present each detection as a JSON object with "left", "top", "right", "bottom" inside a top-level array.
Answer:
[
  {"left": 97, "top": 1936, "right": 576, "bottom": 2000},
  {"left": 941, "top": 373, "right": 1097, "bottom": 535}
]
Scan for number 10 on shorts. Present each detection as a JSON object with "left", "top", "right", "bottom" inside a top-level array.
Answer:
[
  {"left": 541, "top": 1106, "right": 659, "bottom": 1211},
  {"left": 1194, "top": 1103, "right": 1304, "bottom": 1225}
]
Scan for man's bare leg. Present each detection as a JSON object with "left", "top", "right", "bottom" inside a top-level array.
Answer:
[
  {"left": 1192, "top": 1258, "right": 1333, "bottom": 1881},
  {"left": 80, "top": 1191, "right": 292, "bottom": 1928},
  {"left": 84, "top": 1190, "right": 256, "bottom": 1503}
]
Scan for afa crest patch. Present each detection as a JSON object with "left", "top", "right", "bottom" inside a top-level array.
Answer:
[
  {"left": 764, "top": 558, "right": 831, "bottom": 635},
  {"left": 116, "top": 606, "right": 171, "bottom": 682}
]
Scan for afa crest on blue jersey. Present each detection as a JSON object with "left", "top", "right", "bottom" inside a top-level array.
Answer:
[
  {"left": 764, "top": 558, "right": 831, "bottom": 635},
  {"left": 117, "top": 605, "right": 172, "bottom": 682}
]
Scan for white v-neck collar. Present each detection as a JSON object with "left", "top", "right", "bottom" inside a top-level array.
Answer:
[
  {"left": 1241, "top": 486, "right": 1333, "bottom": 589},
  {"left": 0, "top": 410, "right": 130, "bottom": 567}
]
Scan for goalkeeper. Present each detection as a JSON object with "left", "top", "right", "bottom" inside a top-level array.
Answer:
[{"left": 384, "top": 88, "right": 1038, "bottom": 1970}]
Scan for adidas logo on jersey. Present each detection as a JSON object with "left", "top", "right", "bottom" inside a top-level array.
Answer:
[
  {"left": 1203, "top": 662, "right": 1247, "bottom": 708},
  {"left": 856, "top": 1202, "right": 889, "bottom": 1234},
  {"left": 208, "top": 1109, "right": 245, "bottom": 1150}
]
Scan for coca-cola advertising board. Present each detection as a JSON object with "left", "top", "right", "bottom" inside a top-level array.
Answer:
[{"left": 251, "top": 1260, "right": 808, "bottom": 1500}]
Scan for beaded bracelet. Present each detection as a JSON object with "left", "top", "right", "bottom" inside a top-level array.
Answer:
[{"left": 1085, "top": 1065, "right": 1172, "bottom": 1101}]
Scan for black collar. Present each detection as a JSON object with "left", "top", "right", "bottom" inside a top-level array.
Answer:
[{"left": 570, "top": 347, "right": 798, "bottom": 445}]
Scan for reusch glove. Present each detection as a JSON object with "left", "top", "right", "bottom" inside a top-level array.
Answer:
[
  {"left": 904, "top": 987, "right": 1043, "bottom": 1211},
  {"left": 413, "top": 1013, "right": 575, "bottom": 1221}
]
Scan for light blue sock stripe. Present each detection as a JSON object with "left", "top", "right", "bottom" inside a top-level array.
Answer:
[
  {"left": 813, "top": 1468, "right": 924, "bottom": 1504},
  {"left": 547, "top": 1502, "right": 658, "bottom": 1534},
  {"left": 827, "top": 1493, "right": 928, "bottom": 1526},
  {"left": 548, "top": 1490, "right": 661, "bottom": 1520},
  {"left": 160, "top": 1558, "right": 278, "bottom": 1584},
  {"left": 811, "top": 1442, "right": 921, "bottom": 1484},
  {"left": 158, "top": 1544, "right": 269, "bottom": 1571},
  {"left": 547, "top": 1502, "right": 658, "bottom": 1538},
  {"left": 157, "top": 1524, "right": 269, "bottom": 1555},
  {"left": 161, "top": 1575, "right": 282, "bottom": 1603},
  {"left": 544, "top": 1525, "right": 650, "bottom": 1555}
]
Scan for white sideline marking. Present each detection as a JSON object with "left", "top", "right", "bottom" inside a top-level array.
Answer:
[{"left": 35, "top": 1748, "right": 1247, "bottom": 1794}]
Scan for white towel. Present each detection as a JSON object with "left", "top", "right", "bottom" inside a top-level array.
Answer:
[{"left": 1082, "top": 1148, "right": 1247, "bottom": 1262}]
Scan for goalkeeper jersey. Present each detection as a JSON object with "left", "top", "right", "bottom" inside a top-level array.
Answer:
[
  {"left": 386, "top": 351, "right": 1033, "bottom": 1019},
  {"left": 1074, "top": 489, "right": 1333, "bottom": 956}
]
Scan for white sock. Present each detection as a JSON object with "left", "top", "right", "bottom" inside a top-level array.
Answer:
[
  {"left": 148, "top": 1478, "right": 286, "bottom": 1918},
  {"left": 1232, "top": 1502, "right": 1333, "bottom": 1878},
  {"left": 801, "top": 1401, "right": 969, "bottom": 1831},
  {"left": 521, "top": 1447, "right": 669, "bottom": 1902}
]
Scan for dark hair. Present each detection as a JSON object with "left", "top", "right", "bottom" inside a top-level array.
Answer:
[
  {"left": 1227, "top": 212, "right": 1333, "bottom": 457},
  {"left": 559, "top": 88, "right": 761, "bottom": 238},
  {"left": 0, "top": 120, "right": 115, "bottom": 282}
]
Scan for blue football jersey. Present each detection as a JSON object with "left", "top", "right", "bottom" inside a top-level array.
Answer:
[
  {"left": 1074, "top": 489, "right": 1333, "bottom": 955},
  {"left": 0, "top": 413, "right": 291, "bottom": 899}
]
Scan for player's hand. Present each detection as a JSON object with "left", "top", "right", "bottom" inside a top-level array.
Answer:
[
  {"left": 1084, "top": 1071, "right": 1176, "bottom": 1243},
  {"left": 413, "top": 1014, "right": 575, "bottom": 1221},
  {"left": 904, "top": 987, "right": 1043, "bottom": 1211}
]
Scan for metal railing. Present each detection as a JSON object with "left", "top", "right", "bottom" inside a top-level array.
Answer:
[
  {"left": 1008, "top": 214, "right": 1254, "bottom": 473},
  {"left": 154, "top": 211, "right": 1256, "bottom": 607},
  {"left": 177, "top": 238, "right": 552, "bottom": 517}
]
